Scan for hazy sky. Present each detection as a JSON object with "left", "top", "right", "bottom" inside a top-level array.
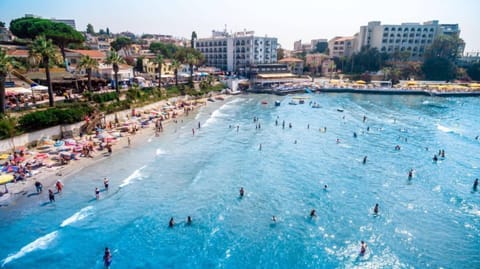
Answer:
[{"left": 1, "top": 0, "right": 479, "bottom": 52}]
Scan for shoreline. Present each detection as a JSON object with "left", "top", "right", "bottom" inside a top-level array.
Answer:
[
  {"left": 249, "top": 87, "right": 480, "bottom": 97},
  {"left": 0, "top": 94, "right": 230, "bottom": 208}
]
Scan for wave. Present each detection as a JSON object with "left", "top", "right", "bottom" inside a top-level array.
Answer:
[
  {"left": 60, "top": 206, "right": 93, "bottom": 227},
  {"left": 436, "top": 124, "right": 454, "bottom": 133},
  {"left": 2, "top": 231, "right": 58, "bottom": 266},
  {"left": 203, "top": 106, "right": 229, "bottom": 128},
  {"left": 119, "top": 165, "right": 146, "bottom": 188}
]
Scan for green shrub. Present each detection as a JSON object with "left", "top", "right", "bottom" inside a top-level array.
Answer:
[
  {"left": 19, "top": 105, "right": 94, "bottom": 132},
  {"left": 0, "top": 116, "right": 19, "bottom": 139},
  {"left": 91, "top": 92, "right": 118, "bottom": 103}
]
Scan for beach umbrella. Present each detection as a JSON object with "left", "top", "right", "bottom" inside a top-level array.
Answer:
[{"left": 0, "top": 174, "right": 14, "bottom": 193}]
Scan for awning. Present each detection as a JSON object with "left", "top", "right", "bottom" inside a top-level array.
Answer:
[
  {"left": 31, "top": 85, "right": 48, "bottom": 92},
  {"left": 6, "top": 87, "right": 32, "bottom": 95}
]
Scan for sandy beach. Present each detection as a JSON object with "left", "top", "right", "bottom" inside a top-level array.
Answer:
[{"left": 0, "top": 94, "right": 229, "bottom": 207}]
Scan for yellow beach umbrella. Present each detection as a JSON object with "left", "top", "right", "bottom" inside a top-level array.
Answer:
[{"left": 0, "top": 174, "right": 14, "bottom": 185}]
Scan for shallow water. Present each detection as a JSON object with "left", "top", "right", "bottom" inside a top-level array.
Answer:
[{"left": 1, "top": 93, "right": 479, "bottom": 268}]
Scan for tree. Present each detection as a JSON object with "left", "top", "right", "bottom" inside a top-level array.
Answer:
[
  {"left": 45, "top": 22, "right": 84, "bottom": 66},
  {"left": 0, "top": 21, "right": 5, "bottom": 28},
  {"left": 135, "top": 56, "right": 144, "bottom": 73},
  {"left": 78, "top": 55, "right": 99, "bottom": 92},
  {"left": 9, "top": 17, "right": 84, "bottom": 65},
  {"left": 149, "top": 42, "right": 177, "bottom": 58},
  {"left": 277, "top": 48, "right": 285, "bottom": 60},
  {"left": 98, "top": 29, "right": 106, "bottom": 35},
  {"left": 110, "top": 36, "right": 132, "bottom": 53},
  {"left": 425, "top": 35, "right": 464, "bottom": 62},
  {"left": 106, "top": 27, "right": 110, "bottom": 36},
  {"left": 171, "top": 60, "right": 181, "bottom": 86},
  {"left": 175, "top": 47, "right": 204, "bottom": 85},
  {"left": 0, "top": 48, "right": 15, "bottom": 114},
  {"left": 86, "top": 23, "right": 95, "bottom": 35},
  {"left": 29, "top": 36, "right": 57, "bottom": 107},
  {"left": 150, "top": 54, "right": 164, "bottom": 88},
  {"left": 314, "top": 42, "right": 328, "bottom": 53},
  {"left": 191, "top": 31, "right": 197, "bottom": 48},
  {"left": 106, "top": 51, "right": 125, "bottom": 93},
  {"left": 421, "top": 57, "right": 456, "bottom": 81},
  {"left": 467, "top": 62, "right": 480, "bottom": 81}
]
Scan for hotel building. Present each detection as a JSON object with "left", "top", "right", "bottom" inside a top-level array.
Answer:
[
  {"left": 195, "top": 30, "right": 278, "bottom": 73},
  {"left": 355, "top": 20, "right": 462, "bottom": 61}
]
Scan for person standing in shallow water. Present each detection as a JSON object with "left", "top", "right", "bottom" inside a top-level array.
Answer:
[
  {"left": 48, "top": 189, "right": 55, "bottom": 203},
  {"left": 373, "top": 203, "right": 379, "bottom": 215},
  {"left": 474, "top": 178, "right": 479, "bottom": 191},
  {"left": 239, "top": 187, "right": 245, "bottom": 197},
  {"left": 360, "top": 241, "right": 367, "bottom": 256}
]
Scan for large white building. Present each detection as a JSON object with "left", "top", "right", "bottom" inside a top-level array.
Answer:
[
  {"left": 195, "top": 30, "right": 278, "bottom": 73},
  {"left": 355, "top": 20, "right": 462, "bottom": 61}
]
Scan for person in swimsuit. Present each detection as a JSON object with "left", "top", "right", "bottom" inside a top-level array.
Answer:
[
  {"left": 103, "top": 247, "right": 112, "bottom": 268},
  {"left": 360, "top": 241, "right": 367, "bottom": 256},
  {"left": 95, "top": 187, "right": 100, "bottom": 200},
  {"left": 373, "top": 203, "right": 379, "bottom": 215},
  {"left": 104, "top": 178, "right": 109, "bottom": 190},
  {"left": 48, "top": 189, "right": 55, "bottom": 203},
  {"left": 310, "top": 209, "right": 316, "bottom": 217},
  {"left": 169, "top": 217, "right": 175, "bottom": 227},
  {"left": 239, "top": 187, "right": 245, "bottom": 197}
]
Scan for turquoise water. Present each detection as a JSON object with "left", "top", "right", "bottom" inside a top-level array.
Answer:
[{"left": 1, "top": 93, "right": 480, "bottom": 268}]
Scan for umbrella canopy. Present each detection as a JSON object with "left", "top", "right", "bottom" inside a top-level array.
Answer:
[{"left": 0, "top": 174, "right": 14, "bottom": 185}]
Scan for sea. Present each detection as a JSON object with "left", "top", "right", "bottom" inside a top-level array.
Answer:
[{"left": 0, "top": 93, "right": 479, "bottom": 269}]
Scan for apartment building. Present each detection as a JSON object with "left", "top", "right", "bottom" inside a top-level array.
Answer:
[
  {"left": 355, "top": 20, "right": 462, "bottom": 60},
  {"left": 195, "top": 30, "right": 278, "bottom": 73},
  {"left": 328, "top": 36, "right": 356, "bottom": 57}
]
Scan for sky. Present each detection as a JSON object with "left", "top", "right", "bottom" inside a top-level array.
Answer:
[{"left": 1, "top": 0, "right": 479, "bottom": 52}]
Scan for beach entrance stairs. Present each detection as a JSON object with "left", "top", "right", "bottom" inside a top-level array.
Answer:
[{"left": 81, "top": 106, "right": 104, "bottom": 135}]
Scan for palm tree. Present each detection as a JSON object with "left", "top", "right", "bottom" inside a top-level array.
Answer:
[
  {"left": 0, "top": 48, "right": 15, "bottom": 114},
  {"left": 106, "top": 51, "right": 125, "bottom": 93},
  {"left": 150, "top": 54, "right": 164, "bottom": 89},
  {"left": 78, "top": 55, "right": 99, "bottom": 92},
  {"left": 171, "top": 60, "right": 181, "bottom": 86},
  {"left": 186, "top": 53, "right": 198, "bottom": 85},
  {"left": 29, "top": 35, "right": 57, "bottom": 107}
]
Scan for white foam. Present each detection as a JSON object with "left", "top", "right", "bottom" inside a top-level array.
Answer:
[
  {"left": 203, "top": 106, "right": 229, "bottom": 128},
  {"left": 436, "top": 124, "right": 453, "bottom": 133},
  {"left": 155, "top": 148, "right": 166, "bottom": 155},
  {"left": 2, "top": 231, "right": 58, "bottom": 266},
  {"left": 119, "top": 165, "right": 146, "bottom": 188},
  {"left": 60, "top": 206, "right": 93, "bottom": 227}
]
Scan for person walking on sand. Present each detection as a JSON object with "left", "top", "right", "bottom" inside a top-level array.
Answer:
[
  {"left": 35, "top": 181, "right": 43, "bottom": 193},
  {"left": 192, "top": 128, "right": 195, "bottom": 136},
  {"left": 127, "top": 137, "right": 131, "bottom": 147},
  {"left": 95, "top": 187, "right": 100, "bottom": 200},
  {"left": 48, "top": 189, "right": 55, "bottom": 203},
  {"left": 103, "top": 247, "right": 112, "bottom": 268}
]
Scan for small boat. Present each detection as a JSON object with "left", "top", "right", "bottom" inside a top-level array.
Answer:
[
  {"left": 337, "top": 109, "right": 344, "bottom": 112},
  {"left": 275, "top": 100, "right": 281, "bottom": 106},
  {"left": 261, "top": 100, "right": 268, "bottom": 104},
  {"left": 288, "top": 101, "right": 297, "bottom": 105},
  {"left": 299, "top": 99, "right": 305, "bottom": 104}
]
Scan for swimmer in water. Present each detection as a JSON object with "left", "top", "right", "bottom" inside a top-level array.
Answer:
[
  {"left": 395, "top": 145, "right": 401, "bottom": 150},
  {"left": 474, "top": 178, "right": 479, "bottom": 191},
  {"left": 336, "top": 138, "right": 340, "bottom": 144},
  {"left": 373, "top": 203, "right": 379, "bottom": 215},
  {"left": 310, "top": 209, "right": 316, "bottom": 217},
  {"left": 433, "top": 155, "right": 438, "bottom": 162},
  {"left": 323, "top": 184, "right": 328, "bottom": 191},
  {"left": 103, "top": 247, "right": 112, "bottom": 269},
  {"left": 408, "top": 169, "right": 414, "bottom": 180},
  {"left": 103, "top": 177, "right": 109, "bottom": 190},
  {"left": 360, "top": 241, "right": 367, "bottom": 256},
  {"left": 239, "top": 187, "right": 244, "bottom": 197},
  {"left": 169, "top": 217, "right": 175, "bottom": 227},
  {"left": 272, "top": 215, "right": 277, "bottom": 222},
  {"left": 363, "top": 156, "right": 367, "bottom": 164},
  {"left": 353, "top": 132, "right": 357, "bottom": 138},
  {"left": 187, "top": 216, "right": 192, "bottom": 225}
]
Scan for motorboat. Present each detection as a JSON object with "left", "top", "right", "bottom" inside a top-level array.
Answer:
[{"left": 275, "top": 100, "right": 281, "bottom": 106}]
